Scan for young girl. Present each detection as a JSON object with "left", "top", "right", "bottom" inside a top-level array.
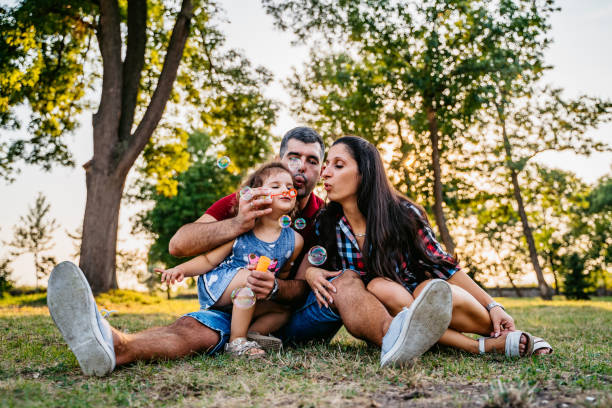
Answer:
[{"left": 157, "top": 162, "right": 304, "bottom": 358}]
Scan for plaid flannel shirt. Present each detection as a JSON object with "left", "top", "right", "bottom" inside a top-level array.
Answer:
[{"left": 317, "top": 202, "right": 458, "bottom": 292}]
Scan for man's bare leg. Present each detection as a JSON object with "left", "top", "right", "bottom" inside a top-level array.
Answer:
[{"left": 112, "top": 316, "right": 220, "bottom": 365}]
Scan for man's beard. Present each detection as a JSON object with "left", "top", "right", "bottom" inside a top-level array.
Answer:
[{"left": 295, "top": 173, "right": 315, "bottom": 199}]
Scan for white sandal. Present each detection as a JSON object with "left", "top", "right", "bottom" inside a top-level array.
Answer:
[
  {"left": 478, "top": 331, "right": 535, "bottom": 357},
  {"left": 224, "top": 337, "right": 266, "bottom": 359},
  {"left": 532, "top": 336, "right": 553, "bottom": 355}
]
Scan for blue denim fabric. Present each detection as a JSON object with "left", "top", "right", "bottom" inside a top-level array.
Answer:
[
  {"left": 275, "top": 269, "right": 360, "bottom": 345},
  {"left": 184, "top": 309, "right": 232, "bottom": 355},
  {"left": 197, "top": 227, "right": 295, "bottom": 309}
]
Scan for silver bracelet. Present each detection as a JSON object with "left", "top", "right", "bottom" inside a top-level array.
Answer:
[{"left": 486, "top": 301, "right": 505, "bottom": 312}]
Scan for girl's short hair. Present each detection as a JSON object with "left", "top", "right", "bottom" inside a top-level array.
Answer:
[{"left": 232, "top": 162, "right": 298, "bottom": 219}]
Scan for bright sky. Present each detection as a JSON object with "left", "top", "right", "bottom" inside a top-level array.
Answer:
[{"left": 1, "top": 0, "right": 610, "bottom": 288}]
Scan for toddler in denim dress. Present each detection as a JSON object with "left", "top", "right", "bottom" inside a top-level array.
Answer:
[{"left": 155, "top": 162, "right": 304, "bottom": 358}]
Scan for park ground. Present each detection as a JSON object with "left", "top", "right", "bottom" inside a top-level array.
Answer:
[{"left": 0, "top": 291, "right": 610, "bottom": 407}]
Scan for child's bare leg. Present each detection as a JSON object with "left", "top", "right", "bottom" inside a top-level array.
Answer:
[
  {"left": 249, "top": 301, "right": 292, "bottom": 334},
  {"left": 230, "top": 287, "right": 257, "bottom": 341},
  {"left": 214, "top": 269, "right": 264, "bottom": 356}
]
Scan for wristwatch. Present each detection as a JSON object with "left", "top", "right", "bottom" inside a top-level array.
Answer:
[
  {"left": 486, "top": 301, "right": 505, "bottom": 312},
  {"left": 266, "top": 278, "right": 279, "bottom": 300}
]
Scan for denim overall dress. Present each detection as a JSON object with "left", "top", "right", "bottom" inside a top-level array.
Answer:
[{"left": 196, "top": 227, "right": 295, "bottom": 310}]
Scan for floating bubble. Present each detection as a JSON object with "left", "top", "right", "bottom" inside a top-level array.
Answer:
[
  {"left": 279, "top": 215, "right": 292, "bottom": 228},
  {"left": 239, "top": 186, "right": 253, "bottom": 201},
  {"left": 288, "top": 157, "right": 302, "bottom": 173},
  {"left": 308, "top": 245, "right": 327, "bottom": 266},
  {"left": 294, "top": 218, "right": 306, "bottom": 230},
  {"left": 217, "top": 156, "right": 230, "bottom": 169},
  {"left": 231, "top": 287, "right": 256, "bottom": 309}
]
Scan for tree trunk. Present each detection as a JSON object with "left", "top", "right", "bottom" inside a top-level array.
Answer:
[
  {"left": 80, "top": 164, "right": 126, "bottom": 293},
  {"left": 549, "top": 257, "right": 561, "bottom": 295},
  {"left": 499, "top": 117, "right": 552, "bottom": 300},
  {"left": 425, "top": 105, "right": 455, "bottom": 254},
  {"left": 77, "top": 0, "right": 193, "bottom": 293},
  {"left": 504, "top": 266, "right": 523, "bottom": 297}
]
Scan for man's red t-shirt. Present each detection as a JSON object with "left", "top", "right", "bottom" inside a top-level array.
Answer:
[{"left": 205, "top": 192, "right": 324, "bottom": 274}]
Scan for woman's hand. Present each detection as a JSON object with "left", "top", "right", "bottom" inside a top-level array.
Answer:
[
  {"left": 156, "top": 267, "right": 184, "bottom": 285},
  {"left": 489, "top": 306, "right": 516, "bottom": 337},
  {"left": 305, "top": 267, "right": 342, "bottom": 308}
]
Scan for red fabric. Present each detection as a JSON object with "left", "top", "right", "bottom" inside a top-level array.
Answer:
[
  {"left": 204, "top": 192, "right": 324, "bottom": 277},
  {"left": 205, "top": 193, "right": 238, "bottom": 221},
  {"left": 204, "top": 192, "right": 324, "bottom": 244}
]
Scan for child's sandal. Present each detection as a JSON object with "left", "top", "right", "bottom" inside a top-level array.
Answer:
[
  {"left": 247, "top": 331, "right": 283, "bottom": 352},
  {"left": 225, "top": 337, "right": 266, "bottom": 359}
]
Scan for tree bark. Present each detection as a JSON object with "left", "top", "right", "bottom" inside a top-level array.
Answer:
[
  {"left": 79, "top": 0, "right": 193, "bottom": 293},
  {"left": 504, "top": 266, "right": 523, "bottom": 297},
  {"left": 498, "top": 113, "right": 552, "bottom": 300},
  {"left": 80, "top": 166, "right": 125, "bottom": 293},
  {"left": 425, "top": 105, "right": 455, "bottom": 254}
]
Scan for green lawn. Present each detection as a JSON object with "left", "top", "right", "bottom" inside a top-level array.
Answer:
[{"left": 1, "top": 291, "right": 610, "bottom": 407}]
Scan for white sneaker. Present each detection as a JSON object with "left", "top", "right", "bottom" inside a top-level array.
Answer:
[
  {"left": 380, "top": 279, "right": 452, "bottom": 367},
  {"left": 47, "top": 261, "right": 116, "bottom": 376}
]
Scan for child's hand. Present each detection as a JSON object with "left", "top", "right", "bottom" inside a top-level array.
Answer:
[{"left": 156, "top": 267, "right": 184, "bottom": 285}]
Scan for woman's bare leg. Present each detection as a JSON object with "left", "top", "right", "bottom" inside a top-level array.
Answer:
[{"left": 369, "top": 278, "right": 529, "bottom": 355}]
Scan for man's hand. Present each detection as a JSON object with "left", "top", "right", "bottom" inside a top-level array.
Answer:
[{"left": 233, "top": 187, "right": 273, "bottom": 234}]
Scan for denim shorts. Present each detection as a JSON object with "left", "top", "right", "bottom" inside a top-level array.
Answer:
[
  {"left": 184, "top": 309, "right": 232, "bottom": 355},
  {"left": 184, "top": 269, "right": 359, "bottom": 353},
  {"left": 274, "top": 269, "right": 360, "bottom": 345}
]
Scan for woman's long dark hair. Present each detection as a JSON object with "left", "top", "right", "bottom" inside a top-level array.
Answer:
[{"left": 316, "top": 136, "right": 457, "bottom": 284}]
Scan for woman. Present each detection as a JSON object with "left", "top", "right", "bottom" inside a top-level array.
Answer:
[{"left": 302, "top": 136, "right": 552, "bottom": 357}]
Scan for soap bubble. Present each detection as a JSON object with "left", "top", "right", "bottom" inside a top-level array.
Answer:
[
  {"left": 279, "top": 215, "right": 292, "bottom": 228},
  {"left": 231, "top": 287, "right": 256, "bottom": 309},
  {"left": 294, "top": 218, "right": 306, "bottom": 230},
  {"left": 288, "top": 157, "right": 302, "bottom": 173},
  {"left": 217, "top": 156, "right": 230, "bottom": 169},
  {"left": 239, "top": 186, "right": 253, "bottom": 201},
  {"left": 308, "top": 245, "right": 327, "bottom": 266}
]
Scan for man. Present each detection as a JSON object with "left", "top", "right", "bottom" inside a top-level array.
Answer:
[{"left": 47, "top": 127, "right": 452, "bottom": 376}]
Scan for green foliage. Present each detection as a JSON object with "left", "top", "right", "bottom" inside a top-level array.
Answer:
[
  {"left": 141, "top": 8, "right": 279, "bottom": 196},
  {"left": 0, "top": 257, "right": 14, "bottom": 297},
  {"left": 556, "top": 176, "right": 612, "bottom": 298},
  {"left": 133, "top": 131, "right": 242, "bottom": 287},
  {"left": 561, "top": 253, "right": 593, "bottom": 300},
  {"left": 6, "top": 192, "right": 58, "bottom": 289},
  {"left": 0, "top": 1, "right": 97, "bottom": 180},
  {"left": 0, "top": 0, "right": 279, "bottom": 192}
]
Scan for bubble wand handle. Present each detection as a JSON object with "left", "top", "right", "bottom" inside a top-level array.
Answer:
[{"left": 255, "top": 256, "right": 272, "bottom": 272}]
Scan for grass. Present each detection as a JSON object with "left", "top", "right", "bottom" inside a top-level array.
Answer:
[{"left": 1, "top": 291, "right": 610, "bottom": 407}]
